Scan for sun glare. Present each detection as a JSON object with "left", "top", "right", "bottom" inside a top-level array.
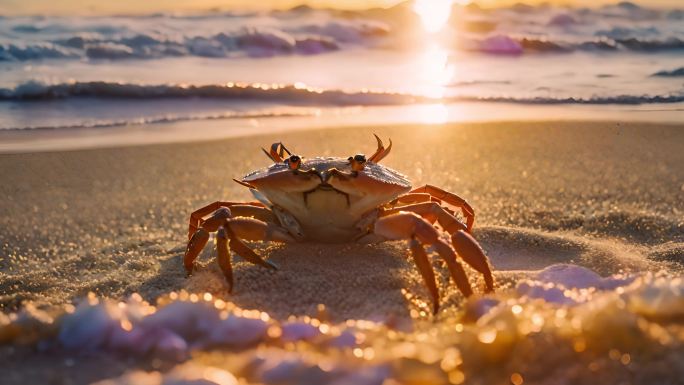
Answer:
[
  {"left": 417, "top": 44, "right": 454, "bottom": 99},
  {"left": 413, "top": 0, "right": 454, "bottom": 33}
]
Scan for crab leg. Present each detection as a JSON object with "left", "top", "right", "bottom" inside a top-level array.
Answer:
[
  {"left": 390, "top": 193, "right": 434, "bottom": 205},
  {"left": 373, "top": 211, "right": 475, "bottom": 313},
  {"left": 383, "top": 202, "right": 493, "bottom": 294},
  {"left": 184, "top": 228, "right": 210, "bottom": 274},
  {"left": 229, "top": 205, "right": 276, "bottom": 223},
  {"left": 227, "top": 217, "right": 295, "bottom": 243},
  {"left": 188, "top": 200, "right": 266, "bottom": 239},
  {"left": 410, "top": 185, "right": 475, "bottom": 232},
  {"left": 218, "top": 223, "right": 280, "bottom": 290},
  {"left": 227, "top": 232, "right": 279, "bottom": 271},
  {"left": 452, "top": 231, "right": 494, "bottom": 292},
  {"left": 216, "top": 227, "right": 234, "bottom": 292},
  {"left": 408, "top": 239, "right": 440, "bottom": 314},
  {"left": 185, "top": 206, "right": 289, "bottom": 291},
  {"left": 382, "top": 202, "right": 468, "bottom": 234},
  {"left": 185, "top": 207, "right": 233, "bottom": 273}
]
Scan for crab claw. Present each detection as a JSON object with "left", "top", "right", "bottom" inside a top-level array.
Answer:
[
  {"left": 263, "top": 142, "right": 292, "bottom": 163},
  {"left": 368, "top": 134, "right": 392, "bottom": 163}
]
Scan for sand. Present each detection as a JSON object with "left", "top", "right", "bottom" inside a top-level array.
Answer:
[{"left": 1, "top": 121, "right": 683, "bottom": 384}]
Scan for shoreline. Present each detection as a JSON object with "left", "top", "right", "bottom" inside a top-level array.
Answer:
[{"left": 1, "top": 102, "right": 683, "bottom": 154}]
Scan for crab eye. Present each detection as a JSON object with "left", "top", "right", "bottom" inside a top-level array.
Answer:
[
  {"left": 349, "top": 153, "right": 366, "bottom": 172},
  {"left": 286, "top": 155, "right": 301, "bottom": 170}
]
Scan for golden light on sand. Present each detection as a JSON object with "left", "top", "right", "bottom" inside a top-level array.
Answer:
[{"left": 413, "top": 0, "right": 453, "bottom": 33}]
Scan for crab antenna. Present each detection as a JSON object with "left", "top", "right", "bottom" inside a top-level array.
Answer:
[
  {"left": 233, "top": 178, "right": 255, "bottom": 189},
  {"left": 368, "top": 134, "right": 392, "bottom": 163}
]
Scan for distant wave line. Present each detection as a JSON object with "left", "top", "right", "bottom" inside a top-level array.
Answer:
[
  {"left": 1, "top": 110, "right": 317, "bottom": 131},
  {"left": 2, "top": 80, "right": 683, "bottom": 106}
]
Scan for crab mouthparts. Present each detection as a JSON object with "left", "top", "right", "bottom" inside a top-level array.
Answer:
[
  {"left": 316, "top": 182, "right": 335, "bottom": 190},
  {"left": 303, "top": 182, "right": 350, "bottom": 206}
]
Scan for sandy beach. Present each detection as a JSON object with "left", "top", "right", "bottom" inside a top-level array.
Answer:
[
  {"left": 3, "top": 120, "right": 683, "bottom": 310},
  {"left": 3, "top": 0, "right": 684, "bottom": 383},
  {"left": 1, "top": 120, "right": 683, "bottom": 384}
]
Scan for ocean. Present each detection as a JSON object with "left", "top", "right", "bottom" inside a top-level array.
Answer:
[{"left": 1, "top": 1, "right": 682, "bottom": 136}]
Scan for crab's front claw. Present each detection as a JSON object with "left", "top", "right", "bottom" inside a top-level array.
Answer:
[{"left": 184, "top": 228, "right": 210, "bottom": 275}]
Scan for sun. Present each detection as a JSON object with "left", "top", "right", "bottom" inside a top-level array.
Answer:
[{"left": 412, "top": 0, "right": 454, "bottom": 34}]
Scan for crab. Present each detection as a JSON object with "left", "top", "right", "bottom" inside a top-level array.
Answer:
[{"left": 183, "top": 135, "right": 494, "bottom": 313}]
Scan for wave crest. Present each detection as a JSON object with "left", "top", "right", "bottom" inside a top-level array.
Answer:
[{"left": 2, "top": 80, "right": 683, "bottom": 106}]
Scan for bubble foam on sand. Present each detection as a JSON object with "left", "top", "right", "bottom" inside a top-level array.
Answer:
[{"left": 1, "top": 261, "right": 682, "bottom": 385}]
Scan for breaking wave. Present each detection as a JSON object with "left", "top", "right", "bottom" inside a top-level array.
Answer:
[
  {"left": 462, "top": 35, "right": 684, "bottom": 55},
  {"left": 2, "top": 2, "right": 684, "bottom": 61},
  {"left": 652, "top": 67, "right": 684, "bottom": 77},
  {"left": 2, "top": 80, "right": 683, "bottom": 106},
  {"left": 3, "top": 33, "right": 683, "bottom": 61},
  {"left": 0, "top": 20, "right": 388, "bottom": 61},
  {"left": 3, "top": 110, "right": 317, "bottom": 131}
]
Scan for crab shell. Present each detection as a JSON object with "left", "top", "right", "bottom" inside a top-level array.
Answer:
[{"left": 241, "top": 157, "right": 411, "bottom": 242}]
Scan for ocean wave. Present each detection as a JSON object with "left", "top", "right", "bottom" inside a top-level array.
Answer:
[
  {"left": 0, "top": 20, "right": 383, "bottom": 61},
  {"left": 0, "top": 81, "right": 420, "bottom": 104},
  {"left": 2, "top": 80, "right": 683, "bottom": 106},
  {"left": 652, "top": 67, "right": 684, "bottom": 77},
  {"left": 7, "top": 34, "right": 682, "bottom": 62},
  {"left": 3, "top": 110, "right": 316, "bottom": 131},
  {"left": 2, "top": 3, "right": 683, "bottom": 62},
  {"left": 0, "top": 43, "right": 78, "bottom": 61},
  {"left": 463, "top": 35, "right": 684, "bottom": 54}
]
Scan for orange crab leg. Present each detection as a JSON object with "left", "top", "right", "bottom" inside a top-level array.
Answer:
[
  {"left": 184, "top": 228, "right": 210, "bottom": 274},
  {"left": 227, "top": 217, "right": 295, "bottom": 243},
  {"left": 452, "top": 231, "right": 494, "bottom": 293},
  {"left": 188, "top": 200, "right": 265, "bottom": 239},
  {"left": 409, "top": 239, "right": 440, "bottom": 314},
  {"left": 410, "top": 185, "right": 475, "bottom": 232},
  {"left": 227, "top": 231, "right": 279, "bottom": 270},
  {"left": 216, "top": 227, "right": 234, "bottom": 292},
  {"left": 374, "top": 212, "right": 475, "bottom": 313},
  {"left": 390, "top": 193, "right": 435, "bottom": 205},
  {"left": 185, "top": 206, "right": 235, "bottom": 273},
  {"left": 382, "top": 202, "right": 468, "bottom": 234},
  {"left": 229, "top": 205, "right": 276, "bottom": 223}
]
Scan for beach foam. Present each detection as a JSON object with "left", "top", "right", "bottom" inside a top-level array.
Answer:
[{"left": 2, "top": 265, "right": 682, "bottom": 385}]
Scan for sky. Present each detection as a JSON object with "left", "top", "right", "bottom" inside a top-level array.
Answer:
[{"left": 0, "top": 0, "right": 680, "bottom": 15}]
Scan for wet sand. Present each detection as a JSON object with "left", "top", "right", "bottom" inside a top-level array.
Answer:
[{"left": 1, "top": 121, "right": 683, "bottom": 384}]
